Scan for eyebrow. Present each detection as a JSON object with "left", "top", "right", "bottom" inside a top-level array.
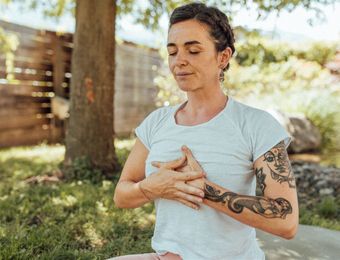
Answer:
[{"left": 167, "top": 40, "right": 202, "bottom": 48}]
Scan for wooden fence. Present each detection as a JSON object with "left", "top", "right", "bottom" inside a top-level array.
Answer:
[{"left": 0, "top": 20, "right": 161, "bottom": 148}]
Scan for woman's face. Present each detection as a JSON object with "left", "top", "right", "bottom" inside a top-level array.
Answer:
[{"left": 167, "top": 19, "right": 224, "bottom": 92}]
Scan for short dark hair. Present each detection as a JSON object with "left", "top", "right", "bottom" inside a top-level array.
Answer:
[{"left": 169, "top": 2, "right": 236, "bottom": 81}]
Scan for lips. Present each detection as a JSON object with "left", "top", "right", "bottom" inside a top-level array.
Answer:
[{"left": 176, "top": 72, "right": 194, "bottom": 76}]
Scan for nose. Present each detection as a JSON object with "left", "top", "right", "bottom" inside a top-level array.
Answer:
[{"left": 173, "top": 51, "right": 188, "bottom": 67}]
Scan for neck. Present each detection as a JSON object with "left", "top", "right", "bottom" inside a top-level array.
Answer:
[{"left": 184, "top": 87, "right": 228, "bottom": 117}]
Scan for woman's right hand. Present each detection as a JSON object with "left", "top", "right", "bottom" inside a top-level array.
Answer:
[{"left": 140, "top": 156, "right": 206, "bottom": 210}]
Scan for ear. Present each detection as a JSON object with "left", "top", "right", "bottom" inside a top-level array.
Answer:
[{"left": 219, "top": 47, "right": 232, "bottom": 69}]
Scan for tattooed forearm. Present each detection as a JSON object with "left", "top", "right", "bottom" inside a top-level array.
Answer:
[
  {"left": 255, "top": 167, "right": 266, "bottom": 195},
  {"left": 263, "top": 141, "right": 296, "bottom": 188},
  {"left": 204, "top": 183, "right": 292, "bottom": 219}
]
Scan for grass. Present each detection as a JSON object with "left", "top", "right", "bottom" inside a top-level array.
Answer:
[
  {"left": 0, "top": 142, "right": 154, "bottom": 259},
  {"left": 0, "top": 142, "right": 339, "bottom": 259}
]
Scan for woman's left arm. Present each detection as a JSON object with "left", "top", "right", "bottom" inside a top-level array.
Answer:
[{"left": 184, "top": 142, "right": 299, "bottom": 239}]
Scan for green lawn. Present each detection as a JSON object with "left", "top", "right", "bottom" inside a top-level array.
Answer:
[{"left": 0, "top": 143, "right": 339, "bottom": 259}]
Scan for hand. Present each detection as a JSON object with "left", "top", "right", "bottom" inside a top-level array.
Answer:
[
  {"left": 179, "top": 145, "right": 206, "bottom": 190},
  {"left": 150, "top": 145, "right": 207, "bottom": 209},
  {"left": 140, "top": 155, "right": 205, "bottom": 210}
]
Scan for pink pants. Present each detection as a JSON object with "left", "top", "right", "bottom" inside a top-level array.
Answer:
[{"left": 107, "top": 252, "right": 182, "bottom": 260}]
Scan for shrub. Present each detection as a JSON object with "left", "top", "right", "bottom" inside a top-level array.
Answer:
[{"left": 316, "top": 196, "right": 338, "bottom": 219}]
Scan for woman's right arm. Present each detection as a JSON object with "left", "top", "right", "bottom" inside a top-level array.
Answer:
[
  {"left": 113, "top": 138, "right": 206, "bottom": 209},
  {"left": 113, "top": 138, "right": 151, "bottom": 208}
]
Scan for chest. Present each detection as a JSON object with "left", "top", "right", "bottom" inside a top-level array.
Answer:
[{"left": 145, "top": 124, "right": 255, "bottom": 193}]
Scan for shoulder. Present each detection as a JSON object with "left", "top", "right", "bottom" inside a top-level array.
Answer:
[
  {"left": 231, "top": 98, "right": 278, "bottom": 126},
  {"left": 143, "top": 106, "right": 173, "bottom": 125},
  {"left": 135, "top": 105, "right": 174, "bottom": 150},
  {"left": 136, "top": 105, "right": 174, "bottom": 134}
]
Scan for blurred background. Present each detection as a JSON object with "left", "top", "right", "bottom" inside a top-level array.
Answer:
[{"left": 0, "top": 0, "right": 339, "bottom": 259}]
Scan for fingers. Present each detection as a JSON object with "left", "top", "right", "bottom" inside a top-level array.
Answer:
[
  {"left": 176, "top": 181, "right": 205, "bottom": 198},
  {"left": 181, "top": 145, "right": 203, "bottom": 171},
  {"left": 176, "top": 170, "right": 205, "bottom": 181},
  {"left": 177, "top": 198, "right": 200, "bottom": 210},
  {"left": 151, "top": 155, "right": 186, "bottom": 169},
  {"left": 175, "top": 191, "right": 203, "bottom": 210}
]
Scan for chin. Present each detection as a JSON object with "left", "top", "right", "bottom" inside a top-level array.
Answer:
[{"left": 177, "top": 82, "right": 197, "bottom": 92}]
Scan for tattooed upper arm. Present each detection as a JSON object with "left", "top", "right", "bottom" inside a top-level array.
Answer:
[
  {"left": 255, "top": 141, "right": 296, "bottom": 196},
  {"left": 202, "top": 140, "right": 297, "bottom": 221}
]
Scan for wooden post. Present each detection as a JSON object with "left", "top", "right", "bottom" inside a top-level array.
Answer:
[
  {"left": 52, "top": 34, "right": 66, "bottom": 98},
  {"left": 51, "top": 33, "right": 67, "bottom": 142}
]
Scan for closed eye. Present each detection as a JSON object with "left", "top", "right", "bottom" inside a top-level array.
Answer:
[{"left": 168, "top": 51, "right": 200, "bottom": 56}]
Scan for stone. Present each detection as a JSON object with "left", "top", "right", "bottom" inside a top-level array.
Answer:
[
  {"left": 319, "top": 188, "right": 334, "bottom": 196},
  {"left": 267, "top": 110, "right": 322, "bottom": 153}
]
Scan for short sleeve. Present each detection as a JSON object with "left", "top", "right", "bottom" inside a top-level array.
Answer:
[
  {"left": 249, "top": 110, "right": 291, "bottom": 162},
  {"left": 134, "top": 107, "right": 168, "bottom": 151}
]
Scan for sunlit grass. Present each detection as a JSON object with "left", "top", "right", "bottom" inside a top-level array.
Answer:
[
  {"left": 0, "top": 142, "right": 65, "bottom": 162},
  {"left": 115, "top": 138, "right": 136, "bottom": 150}
]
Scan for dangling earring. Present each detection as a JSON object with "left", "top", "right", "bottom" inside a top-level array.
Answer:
[{"left": 219, "top": 65, "right": 225, "bottom": 82}]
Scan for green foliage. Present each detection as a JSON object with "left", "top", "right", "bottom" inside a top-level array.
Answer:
[
  {"left": 130, "top": 0, "right": 340, "bottom": 30},
  {"left": 1, "top": 0, "right": 340, "bottom": 30},
  {"left": 299, "top": 197, "right": 340, "bottom": 231},
  {"left": 0, "top": 27, "right": 19, "bottom": 80},
  {"left": 235, "top": 36, "right": 337, "bottom": 67},
  {"left": 0, "top": 27, "right": 19, "bottom": 54},
  {"left": 115, "top": 138, "right": 136, "bottom": 166},
  {"left": 316, "top": 196, "right": 339, "bottom": 219},
  {"left": 0, "top": 0, "right": 75, "bottom": 18}
]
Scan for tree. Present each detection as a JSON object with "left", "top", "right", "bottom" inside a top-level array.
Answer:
[
  {"left": 1, "top": 0, "right": 339, "bottom": 176},
  {"left": 64, "top": 0, "right": 117, "bottom": 173}
]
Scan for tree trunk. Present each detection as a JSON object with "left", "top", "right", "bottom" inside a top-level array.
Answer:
[{"left": 65, "top": 0, "right": 118, "bottom": 174}]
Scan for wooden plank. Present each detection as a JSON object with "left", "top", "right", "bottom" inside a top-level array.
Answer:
[
  {"left": 51, "top": 34, "right": 67, "bottom": 97},
  {"left": 13, "top": 35, "right": 50, "bottom": 51},
  {"left": 0, "top": 80, "right": 53, "bottom": 87},
  {"left": 0, "top": 43, "right": 72, "bottom": 61},
  {"left": 0, "top": 125, "right": 63, "bottom": 148},
  {"left": 0, "top": 95, "right": 52, "bottom": 105},
  {"left": 0, "top": 71, "right": 53, "bottom": 81},
  {"left": 0, "top": 106, "right": 50, "bottom": 117},
  {"left": 0, "top": 96, "right": 51, "bottom": 108},
  {"left": 0, "top": 65, "right": 51, "bottom": 74},
  {"left": 0, "top": 48, "right": 52, "bottom": 62},
  {"left": 0, "top": 20, "right": 40, "bottom": 35},
  {"left": 0, "top": 58, "right": 53, "bottom": 70},
  {"left": 0, "top": 114, "right": 51, "bottom": 130},
  {"left": 0, "top": 84, "right": 54, "bottom": 97},
  {"left": 0, "top": 55, "right": 52, "bottom": 66}
]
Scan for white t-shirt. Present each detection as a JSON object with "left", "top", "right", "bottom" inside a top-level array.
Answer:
[{"left": 135, "top": 96, "right": 291, "bottom": 260}]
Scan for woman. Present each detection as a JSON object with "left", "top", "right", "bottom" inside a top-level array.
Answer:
[{"left": 112, "top": 2, "right": 298, "bottom": 260}]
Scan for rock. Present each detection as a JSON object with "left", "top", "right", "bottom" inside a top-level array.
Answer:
[
  {"left": 319, "top": 188, "right": 334, "bottom": 196},
  {"left": 316, "top": 179, "right": 327, "bottom": 188},
  {"left": 290, "top": 161, "right": 340, "bottom": 208},
  {"left": 267, "top": 110, "right": 322, "bottom": 153}
]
